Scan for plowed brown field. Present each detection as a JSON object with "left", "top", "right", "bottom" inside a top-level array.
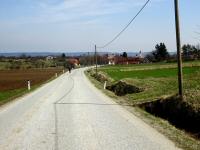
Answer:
[{"left": 0, "top": 69, "right": 62, "bottom": 91}]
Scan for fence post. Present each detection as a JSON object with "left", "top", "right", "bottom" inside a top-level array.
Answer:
[
  {"left": 104, "top": 81, "right": 107, "bottom": 90},
  {"left": 27, "top": 80, "right": 31, "bottom": 90}
]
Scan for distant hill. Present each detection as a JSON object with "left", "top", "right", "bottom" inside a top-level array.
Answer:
[
  {"left": 0, "top": 51, "right": 175, "bottom": 57},
  {"left": 0, "top": 52, "right": 145, "bottom": 57},
  {"left": 0, "top": 52, "right": 62, "bottom": 57},
  {"left": 0, "top": 52, "right": 98, "bottom": 57}
]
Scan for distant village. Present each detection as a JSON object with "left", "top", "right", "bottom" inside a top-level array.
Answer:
[
  {"left": 107, "top": 51, "right": 149, "bottom": 65},
  {"left": 1, "top": 42, "right": 199, "bottom": 70},
  {"left": 0, "top": 51, "right": 148, "bottom": 70},
  {"left": 45, "top": 51, "right": 148, "bottom": 67}
]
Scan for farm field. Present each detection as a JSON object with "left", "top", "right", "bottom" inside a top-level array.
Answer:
[
  {"left": 0, "top": 68, "right": 63, "bottom": 105},
  {"left": 99, "top": 61, "right": 200, "bottom": 109}
]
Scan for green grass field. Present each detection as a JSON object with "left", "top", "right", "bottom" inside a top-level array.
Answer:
[
  {"left": 99, "top": 61, "right": 200, "bottom": 109},
  {"left": 104, "top": 66, "right": 200, "bottom": 80}
]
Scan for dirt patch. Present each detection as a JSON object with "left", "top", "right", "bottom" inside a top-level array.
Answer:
[
  {"left": 106, "top": 81, "right": 143, "bottom": 96},
  {"left": 139, "top": 96, "right": 200, "bottom": 139}
]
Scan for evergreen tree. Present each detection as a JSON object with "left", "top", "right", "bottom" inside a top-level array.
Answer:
[
  {"left": 122, "top": 52, "right": 128, "bottom": 58},
  {"left": 152, "top": 43, "right": 169, "bottom": 61}
]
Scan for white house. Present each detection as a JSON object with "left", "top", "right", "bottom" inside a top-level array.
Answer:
[{"left": 46, "top": 56, "right": 54, "bottom": 61}]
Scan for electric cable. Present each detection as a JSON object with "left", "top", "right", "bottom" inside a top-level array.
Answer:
[{"left": 97, "top": 0, "right": 151, "bottom": 49}]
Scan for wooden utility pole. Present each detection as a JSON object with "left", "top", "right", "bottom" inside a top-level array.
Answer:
[
  {"left": 174, "top": 0, "right": 183, "bottom": 100},
  {"left": 95, "top": 45, "right": 98, "bottom": 75}
]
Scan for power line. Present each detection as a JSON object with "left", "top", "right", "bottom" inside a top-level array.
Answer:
[{"left": 97, "top": 0, "right": 151, "bottom": 49}]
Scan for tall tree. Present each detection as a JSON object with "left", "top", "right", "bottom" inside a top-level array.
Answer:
[
  {"left": 61, "top": 53, "right": 66, "bottom": 58},
  {"left": 152, "top": 43, "right": 169, "bottom": 61},
  {"left": 196, "top": 44, "right": 200, "bottom": 58},
  {"left": 122, "top": 52, "right": 128, "bottom": 58},
  {"left": 182, "top": 44, "right": 192, "bottom": 57},
  {"left": 182, "top": 44, "right": 198, "bottom": 59}
]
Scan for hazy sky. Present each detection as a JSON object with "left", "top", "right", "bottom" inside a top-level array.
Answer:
[{"left": 0, "top": 0, "right": 199, "bottom": 53}]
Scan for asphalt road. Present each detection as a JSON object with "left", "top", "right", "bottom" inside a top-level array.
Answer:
[{"left": 0, "top": 68, "right": 180, "bottom": 150}]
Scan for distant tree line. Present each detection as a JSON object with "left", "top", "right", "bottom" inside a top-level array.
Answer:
[
  {"left": 79, "top": 54, "right": 108, "bottom": 66},
  {"left": 0, "top": 53, "right": 73, "bottom": 70},
  {"left": 0, "top": 52, "right": 110, "bottom": 70},
  {"left": 182, "top": 44, "right": 200, "bottom": 60},
  {"left": 146, "top": 42, "right": 200, "bottom": 62}
]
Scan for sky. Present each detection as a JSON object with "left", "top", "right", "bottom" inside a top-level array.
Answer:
[{"left": 0, "top": 0, "right": 199, "bottom": 53}]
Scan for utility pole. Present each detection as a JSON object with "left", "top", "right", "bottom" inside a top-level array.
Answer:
[
  {"left": 87, "top": 52, "right": 90, "bottom": 66},
  {"left": 174, "top": 0, "right": 183, "bottom": 100},
  {"left": 95, "top": 45, "right": 98, "bottom": 75}
]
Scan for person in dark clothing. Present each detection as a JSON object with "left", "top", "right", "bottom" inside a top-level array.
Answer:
[{"left": 68, "top": 66, "right": 71, "bottom": 73}]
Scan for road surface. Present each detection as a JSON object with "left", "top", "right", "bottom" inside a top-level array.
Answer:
[{"left": 0, "top": 68, "right": 180, "bottom": 150}]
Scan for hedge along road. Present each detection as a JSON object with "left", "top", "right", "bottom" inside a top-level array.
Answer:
[{"left": 0, "top": 68, "right": 181, "bottom": 150}]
